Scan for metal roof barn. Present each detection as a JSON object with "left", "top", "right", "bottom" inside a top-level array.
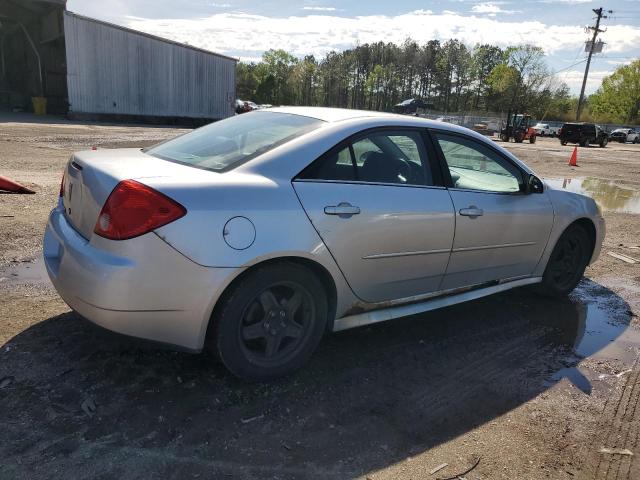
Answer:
[
  {"left": 63, "top": 12, "right": 236, "bottom": 121},
  {"left": 0, "top": 1, "right": 236, "bottom": 122}
]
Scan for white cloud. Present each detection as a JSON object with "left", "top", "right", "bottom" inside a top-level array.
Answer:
[
  {"left": 124, "top": 9, "right": 640, "bottom": 61},
  {"left": 561, "top": 69, "right": 612, "bottom": 93},
  {"left": 605, "top": 59, "right": 633, "bottom": 66},
  {"left": 211, "top": 2, "right": 231, "bottom": 7},
  {"left": 540, "top": 0, "right": 592, "bottom": 3},
  {"left": 471, "top": 3, "right": 516, "bottom": 15},
  {"left": 302, "top": 6, "right": 337, "bottom": 11}
]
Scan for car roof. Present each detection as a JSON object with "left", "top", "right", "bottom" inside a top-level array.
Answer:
[
  {"left": 238, "top": 107, "right": 535, "bottom": 178},
  {"left": 267, "top": 106, "right": 399, "bottom": 122},
  {"left": 264, "top": 106, "right": 471, "bottom": 133}
]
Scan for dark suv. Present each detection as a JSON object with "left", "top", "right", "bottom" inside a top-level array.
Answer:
[{"left": 558, "top": 123, "right": 608, "bottom": 147}]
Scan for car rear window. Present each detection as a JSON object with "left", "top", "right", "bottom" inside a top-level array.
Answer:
[{"left": 146, "top": 111, "right": 324, "bottom": 172}]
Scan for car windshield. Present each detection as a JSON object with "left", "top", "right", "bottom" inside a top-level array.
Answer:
[{"left": 146, "top": 112, "right": 324, "bottom": 172}]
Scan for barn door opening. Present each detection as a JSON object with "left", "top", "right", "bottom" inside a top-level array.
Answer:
[{"left": 0, "top": 0, "right": 67, "bottom": 115}]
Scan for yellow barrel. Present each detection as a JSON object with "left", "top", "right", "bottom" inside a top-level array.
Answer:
[{"left": 32, "top": 97, "right": 47, "bottom": 115}]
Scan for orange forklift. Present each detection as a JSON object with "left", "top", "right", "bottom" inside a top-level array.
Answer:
[{"left": 500, "top": 112, "right": 537, "bottom": 144}]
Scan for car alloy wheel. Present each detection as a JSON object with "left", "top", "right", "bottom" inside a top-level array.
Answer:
[
  {"left": 239, "top": 282, "right": 315, "bottom": 367},
  {"left": 211, "top": 262, "right": 328, "bottom": 381}
]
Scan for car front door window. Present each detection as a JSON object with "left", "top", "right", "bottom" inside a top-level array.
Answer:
[{"left": 434, "top": 134, "right": 522, "bottom": 193}]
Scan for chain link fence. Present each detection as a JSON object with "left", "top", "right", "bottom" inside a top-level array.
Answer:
[{"left": 415, "top": 110, "right": 635, "bottom": 136}]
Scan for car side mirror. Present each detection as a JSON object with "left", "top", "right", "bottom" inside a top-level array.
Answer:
[{"left": 526, "top": 174, "right": 544, "bottom": 194}]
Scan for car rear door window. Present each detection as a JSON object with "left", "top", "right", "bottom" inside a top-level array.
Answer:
[
  {"left": 299, "top": 130, "right": 433, "bottom": 186},
  {"left": 434, "top": 133, "right": 522, "bottom": 193}
]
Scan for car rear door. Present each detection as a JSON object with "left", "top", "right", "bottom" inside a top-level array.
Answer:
[
  {"left": 292, "top": 128, "right": 455, "bottom": 303},
  {"left": 430, "top": 130, "right": 554, "bottom": 290}
]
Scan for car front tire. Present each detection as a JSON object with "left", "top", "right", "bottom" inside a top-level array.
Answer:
[
  {"left": 210, "top": 262, "right": 328, "bottom": 381},
  {"left": 539, "top": 224, "right": 591, "bottom": 297}
]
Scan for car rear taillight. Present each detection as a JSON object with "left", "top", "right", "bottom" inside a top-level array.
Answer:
[
  {"left": 59, "top": 172, "right": 65, "bottom": 197},
  {"left": 94, "top": 180, "right": 186, "bottom": 240}
]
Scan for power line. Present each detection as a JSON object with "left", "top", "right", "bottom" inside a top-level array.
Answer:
[{"left": 553, "top": 58, "right": 587, "bottom": 75}]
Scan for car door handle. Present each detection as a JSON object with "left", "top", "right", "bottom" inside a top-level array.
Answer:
[
  {"left": 324, "top": 202, "right": 361, "bottom": 217},
  {"left": 459, "top": 206, "right": 484, "bottom": 218}
]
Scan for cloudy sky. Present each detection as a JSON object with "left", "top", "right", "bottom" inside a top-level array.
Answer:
[{"left": 66, "top": 0, "right": 640, "bottom": 94}]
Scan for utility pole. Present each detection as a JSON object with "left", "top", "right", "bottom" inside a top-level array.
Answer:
[{"left": 576, "top": 7, "right": 607, "bottom": 121}]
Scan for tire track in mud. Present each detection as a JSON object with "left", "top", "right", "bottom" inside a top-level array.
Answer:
[
  {"left": 409, "top": 327, "right": 550, "bottom": 416},
  {"left": 594, "top": 360, "right": 640, "bottom": 480}
]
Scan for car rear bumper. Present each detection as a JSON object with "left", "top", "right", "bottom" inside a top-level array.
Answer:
[{"left": 43, "top": 207, "right": 240, "bottom": 351}]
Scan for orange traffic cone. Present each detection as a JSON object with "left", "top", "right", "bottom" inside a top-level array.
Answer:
[
  {"left": 0, "top": 175, "right": 36, "bottom": 194},
  {"left": 568, "top": 147, "right": 578, "bottom": 167}
]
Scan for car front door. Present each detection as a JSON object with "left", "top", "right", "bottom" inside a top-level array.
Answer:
[
  {"left": 430, "top": 130, "right": 554, "bottom": 290},
  {"left": 293, "top": 129, "right": 455, "bottom": 303}
]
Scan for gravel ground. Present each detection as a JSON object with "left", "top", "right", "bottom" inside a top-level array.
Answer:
[{"left": 1, "top": 116, "right": 639, "bottom": 480}]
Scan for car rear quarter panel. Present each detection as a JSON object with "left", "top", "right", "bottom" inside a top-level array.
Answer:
[{"left": 148, "top": 174, "right": 358, "bottom": 318}]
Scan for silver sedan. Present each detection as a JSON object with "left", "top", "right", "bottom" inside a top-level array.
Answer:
[{"left": 44, "top": 107, "right": 605, "bottom": 380}]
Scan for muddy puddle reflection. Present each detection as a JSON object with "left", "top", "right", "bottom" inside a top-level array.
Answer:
[
  {"left": 535, "top": 280, "right": 638, "bottom": 364},
  {"left": 545, "top": 177, "right": 640, "bottom": 214}
]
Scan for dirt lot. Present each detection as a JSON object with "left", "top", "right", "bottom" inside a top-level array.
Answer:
[{"left": 1, "top": 116, "right": 639, "bottom": 480}]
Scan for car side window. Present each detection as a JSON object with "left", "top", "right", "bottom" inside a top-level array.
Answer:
[
  {"left": 299, "top": 130, "right": 433, "bottom": 186},
  {"left": 434, "top": 133, "right": 522, "bottom": 193},
  {"left": 299, "top": 146, "right": 357, "bottom": 181}
]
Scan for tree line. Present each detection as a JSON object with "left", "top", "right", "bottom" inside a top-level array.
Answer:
[
  {"left": 237, "top": 40, "right": 574, "bottom": 120},
  {"left": 237, "top": 40, "right": 639, "bottom": 124}
]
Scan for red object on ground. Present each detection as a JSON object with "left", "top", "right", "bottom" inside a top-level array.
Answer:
[
  {"left": 568, "top": 147, "right": 578, "bottom": 167},
  {"left": 0, "top": 175, "right": 35, "bottom": 194}
]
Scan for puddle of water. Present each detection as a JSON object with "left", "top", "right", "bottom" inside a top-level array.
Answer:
[
  {"left": 545, "top": 177, "right": 640, "bottom": 214},
  {"left": 0, "top": 257, "right": 50, "bottom": 287},
  {"left": 541, "top": 281, "right": 640, "bottom": 365}
]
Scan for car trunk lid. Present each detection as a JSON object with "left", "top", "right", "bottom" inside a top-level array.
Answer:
[{"left": 61, "top": 148, "right": 217, "bottom": 240}]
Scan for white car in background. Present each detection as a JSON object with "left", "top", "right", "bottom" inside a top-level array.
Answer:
[
  {"left": 610, "top": 128, "right": 640, "bottom": 144},
  {"left": 533, "top": 123, "right": 558, "bottom": 137}
]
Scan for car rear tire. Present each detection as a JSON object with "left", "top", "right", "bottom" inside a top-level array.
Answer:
[
  {"left": 560, "top": 140, "right": 567, "bottom": 146},
  {"left": 579, "top": 139, "right": 588, "bottom": 147},
  {"left": 210, "top": 262, "right": 328, "bottom": 381},
  {"left": 529, "top": 135, "right": 536, "bottom": 144},
  {"left": 539, "top": 224, "right": 591, "bottom": 297},
  {"left": 600, "top": 137, "right": 608, "bottom": 148}
]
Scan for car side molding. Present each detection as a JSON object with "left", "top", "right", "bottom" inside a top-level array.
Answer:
[{"left": 333, "top": 276, "right": 542, "bottom": 331}]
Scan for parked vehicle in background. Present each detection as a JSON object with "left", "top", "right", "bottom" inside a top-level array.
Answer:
[
  {"left": 500, "top": 113, "right": 537, "bottom": 144},
  {"left": 393, "top": 98, "right": 431, "bottom": 115},
  {"left": 434, "top": 116, "right": 460, "bottom": 125},
  {"left": 45, "top": 107, "right": 605, "bottom": 380},
  {"left": 235, "top": 99, "right": 259, "bottom": 115},
  {"left": 558, "top": 123, "right": 608, "bottom": 148},
  {"left": 610, "top": 128, "right": 640, "bottom": 144},
  {"left": 533, "top": 123, "right": 558, "bottom": 137}
]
